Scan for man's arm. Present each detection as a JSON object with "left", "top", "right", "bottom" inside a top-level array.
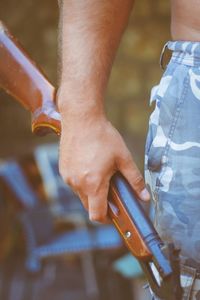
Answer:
[{"left": 57, "top": 0, "right": 150, "bottom": 222}]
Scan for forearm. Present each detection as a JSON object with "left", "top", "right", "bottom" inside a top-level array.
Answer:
[
  {"left": 58, "top": 0, "right": 149, "bottom": 222},
  {"left": 58, "top": 0, "right": 134, "bottom": 114}
]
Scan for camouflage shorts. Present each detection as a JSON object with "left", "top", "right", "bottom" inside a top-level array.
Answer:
[{"left": 145, "top": 41, "right": 200, "bottom": 299}]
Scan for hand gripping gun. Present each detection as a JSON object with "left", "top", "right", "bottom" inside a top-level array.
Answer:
[{"left": 0, "top": 21, "right": 183, "bottom": 300}]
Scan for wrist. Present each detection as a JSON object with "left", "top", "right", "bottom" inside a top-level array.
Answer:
[
  {"left": 57, "top": 84, "right": 105, "bottom": 119},
  {"left": 59, "top": 103, "right": 107, "bottom": 130}
]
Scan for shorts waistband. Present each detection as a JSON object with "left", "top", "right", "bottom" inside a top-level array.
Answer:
[{"left": 160, "top": 41, "right": 200, "bottom": 68}]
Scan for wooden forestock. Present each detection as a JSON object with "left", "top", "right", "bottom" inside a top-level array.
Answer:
[{"left": 0, "top": 21, "right": 154, "bottom": 261}]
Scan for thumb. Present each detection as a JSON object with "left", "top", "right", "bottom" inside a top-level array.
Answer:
[{"left": 118, "top": 154, "right": 150, "bottom": 202}]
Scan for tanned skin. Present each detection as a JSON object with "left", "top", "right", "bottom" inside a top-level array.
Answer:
[
  {"left": 171, "top": 0, "right": 200, "bottom": 41},
  {"left": 58, "top": 0, "right": 199, "bottom": 223}
]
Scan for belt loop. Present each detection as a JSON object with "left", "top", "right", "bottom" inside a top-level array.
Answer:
[{"left": 159, "top": 42, "right": 169, "bottom": 70}]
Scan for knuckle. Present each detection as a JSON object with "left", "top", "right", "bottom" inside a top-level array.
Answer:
[
  {"left": 58, "top": 165, "right": 84, "bottom": 189},
  {"left": 131, "top": 174, "right": 145, "bottom": 190},
  {"left": 65, "top": 176, "right": 73, "bottom": 186},
  {"left": 73, "top": 173, "right": 88, "bottom": 188},
  {"left": 58, "top": 167, "right": 75, "bottom": 187},
  {"left": 61, "top": 171, "right": 101, "bottom": 190},
  {"left": 63, "top": 174, "right": 73, "bottom": 186},
  {"left": 133, "top": 174, "right": 144, "bottom": 185},
  {"left": 84, "top": 173, "right": 101, "bottom": 187}
]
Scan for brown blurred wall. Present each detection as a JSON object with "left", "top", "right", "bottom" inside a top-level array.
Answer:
[{"left": 0, "top": 0, "right": 170, "bottom": 169}]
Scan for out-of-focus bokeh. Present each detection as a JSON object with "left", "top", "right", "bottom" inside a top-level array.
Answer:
[
  {"left": 0, "top": 0, "right": 170, "bottom": 163},
  {"left": 0, "top": 1, "right": 170, "bottom": 300}
]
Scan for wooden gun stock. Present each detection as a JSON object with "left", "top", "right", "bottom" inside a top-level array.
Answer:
[
  {"left": 0, "top": 21, "right": 182, "bottom": 299},
  {"left": 0, "top": 21, "right": 60, "bottom": 136}
]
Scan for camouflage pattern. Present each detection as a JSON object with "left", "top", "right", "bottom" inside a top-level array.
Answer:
[
  {"left": 145, "top": 41, "right": 200, "bottom": 299},
  {"left": 146, "top": 264, "right": 200, "bottom": 300}
]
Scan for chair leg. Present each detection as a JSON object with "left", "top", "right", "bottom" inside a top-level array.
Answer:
[{"left": 80, "top": 251, "right": 100, "bottom": 300}]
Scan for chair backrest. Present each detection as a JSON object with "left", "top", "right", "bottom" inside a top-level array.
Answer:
[
  {"left": 19, "top": 204, "right": 55, "bottom": 246},
  {"left": 34, "top": 143, "right": 84, "bottom": 214},
  {"left": 0, "top": 160, "right": 38, "bottom": 209}
]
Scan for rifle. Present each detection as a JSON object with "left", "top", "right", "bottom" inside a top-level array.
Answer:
[{"left": 0, "top": 21, "right": 183, "bottom": 300}]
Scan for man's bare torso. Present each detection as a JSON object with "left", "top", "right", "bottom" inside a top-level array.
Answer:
[{"left": 171, "top": 0, "right": 200, "bottom": 41}]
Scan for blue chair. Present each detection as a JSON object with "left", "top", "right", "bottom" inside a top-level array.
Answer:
[{"left": 0, "top": 153, "right": 123, "bottom": 300}]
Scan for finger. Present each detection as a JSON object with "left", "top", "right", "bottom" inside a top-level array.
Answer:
[
  {"left": 88, "top": 182, "right": 109, "bottom": 223},
  {"left": 118, "top": 155, "right": 150, "bottom": 202},
  {"left": 77, "top": 191, "right": 89, "bottom": 211},
  {"left": 63, "top": 176, "right": 89, "bottom": 211}
]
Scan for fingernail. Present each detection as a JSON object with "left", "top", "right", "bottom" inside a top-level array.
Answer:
[{"left": 139, "top": 188, "right": 150, "bottom": 201}]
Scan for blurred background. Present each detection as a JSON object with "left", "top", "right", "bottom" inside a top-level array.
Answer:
[{"left": 0, "top": 1, "right": 170, "bottom": 299}]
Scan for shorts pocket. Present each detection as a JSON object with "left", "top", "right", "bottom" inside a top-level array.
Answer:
[{"left": 145, "top": 64, "right": 189, "bottom": 192}]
